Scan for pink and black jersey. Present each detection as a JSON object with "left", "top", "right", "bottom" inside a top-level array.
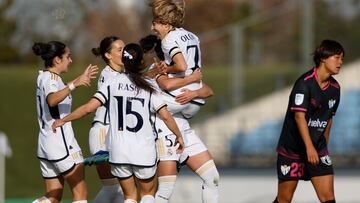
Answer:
[{"left": 277, "top": 68, "right": 340, "bottom": 158}]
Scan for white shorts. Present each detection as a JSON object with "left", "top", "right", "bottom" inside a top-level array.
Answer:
[
  {"left": 161, "top": 93, "right": 201, "bottom": 119},
  {"left": 157, "top": 129, "right": 208, "bottom": 164},
  {"left": 183, "top": 129, "right": 208, "bottom": 159},
  {"left": 40, "top": 150, "right": 84, "bottom": 178},
  {"left": 111, "top": 164, "right": 157, "bottom": 180},
  {"left": 156, "top": 133, "right": 187, "bottom": 162},
  {"left": 89, "top": 122, "right": 109, "bottom": 155}
]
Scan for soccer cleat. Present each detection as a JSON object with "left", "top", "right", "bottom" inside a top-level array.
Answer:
[{"left": 84, "top": 150, "right": 109, "bottom": 166}]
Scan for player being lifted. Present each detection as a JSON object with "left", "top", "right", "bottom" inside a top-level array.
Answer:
[
  {"left": 274, "top": 39, "right": 344, "bottom": 203},
  {"left": 32, "top": 41, "right": 98, "bottom": 203},
  {"left": 147, "top": 0, "right": 220, "bottom": 202},
  {"left": 53, "top": 43, "right": 185, "bottom": 203}
]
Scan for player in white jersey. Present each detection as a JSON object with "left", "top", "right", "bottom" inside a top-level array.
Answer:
[
  {"left": 87, "top": 36, "right": 125, "bottom": 203},
  {"left": 52, "top": 43, "right": 185, "bottom": 203},
  {"left": 140, "top": 31, "right": 219, "bottom": 203},
  {"left": 150, "top": 1, "right": 205, "bottom": 119},
  {"left": 32, "top": 41, "right": 98, "bottom": 203}
]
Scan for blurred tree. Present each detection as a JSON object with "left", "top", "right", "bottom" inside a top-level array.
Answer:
[{"left": 0, "top": 0, "right": 17, "bottom": 63}]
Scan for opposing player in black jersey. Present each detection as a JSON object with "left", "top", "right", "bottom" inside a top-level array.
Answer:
[{"left": 274, "top": 39, "right": 344, "bottom": 203}]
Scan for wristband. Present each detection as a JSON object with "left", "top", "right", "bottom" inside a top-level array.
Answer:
[{"left": 68, "top": 82, "right": 76, "bottom": 91}]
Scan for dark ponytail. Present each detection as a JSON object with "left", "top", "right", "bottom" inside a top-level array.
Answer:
[
  {"left": 122, "top": 43, "right": 154, "bottom": 93},
  {"left": 139, "top": 34, "right": 165, "bottom": 60},
  {"left": 92, "top": 36, "right": 119, "bottom": 63},
  {"left": 32, "top": 41, "right": 66, "bottom": 68}
]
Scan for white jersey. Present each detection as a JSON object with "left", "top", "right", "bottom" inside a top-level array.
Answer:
[
  {"left": 162, "top": 27, "right": 204, "bottom": 105},
  {"left": 94, "top": 73, "right": 166, "bottom": 166},
  {"left": 36, "top": 70, "right": 81, "bottom": 161},
  {"left": 145, "top": 73, "right": 191, "bottom": 135},
  {"left": 92, "top": 65, "right": 119, "bottom": 125}
]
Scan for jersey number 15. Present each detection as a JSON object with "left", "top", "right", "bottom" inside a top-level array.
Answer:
[{"left": 114, "top": 96, "right": 145, "bottom": 133}]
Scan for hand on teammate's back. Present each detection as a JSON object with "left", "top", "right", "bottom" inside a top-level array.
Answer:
[
  {"left": 52, "top": 119, "right": 65, "bottom": 133},
  {"left": 175, "top": 88, "right": 197, "bottom": 104},
  {"left": 189, "top": 68, "right": 202, "bottom": 83}
]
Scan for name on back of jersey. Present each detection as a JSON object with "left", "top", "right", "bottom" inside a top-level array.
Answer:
[
  {"left": 118, "top": 82, "right": 139, "bottom": 92},
  {"left": 180, "top": 33, "right": 195, "bottom": 42}
]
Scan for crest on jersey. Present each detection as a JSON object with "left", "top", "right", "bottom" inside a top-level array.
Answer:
[
  {"left": 295, "top": 93, "right": 304, "bottom": 105},
  {"left": 281, "top": 165, "right": 291, "bottom": 175},
  {"left": 328, "top": 99, "right": 336, "bottom": 109},
  {"left": 320, "top": 155, "right": 332, "bottom": 166}
]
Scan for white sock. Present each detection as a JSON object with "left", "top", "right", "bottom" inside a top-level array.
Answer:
[
  {"left": 195, "top": 160, "right": 220, "bottom": 203},
  {"left": 72, "top": 201, "right": 87, "bottom": 203},
  {"left": 155, "top": 175, "right": 177, "bottom": 203},
  {"left": 140, "top": 195, "right": 155, "bottom": 203},
  {"left": 124, "top": 199, "right": 137, "bottom": 203},
  {"left": 32, "top": 196, "right": 51, "bottom": 203},
  {"left": 93, "top": 178, "right": 124, "bottom": 203}
]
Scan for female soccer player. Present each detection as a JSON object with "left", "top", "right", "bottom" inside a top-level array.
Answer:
[
  {"left": 89, "top": 36, "right": 125, "bottom": 203},
  {"left": 150, "top": 0, "right": 205, "bottom": 119},
  {"left": 274, "top": 39, "right": 344, "bottom": 203},
  {"left": 52, "top": 43, "right": 185, "bottom": 203},
  {"left": 32, "top": 41, "right": 98, "bottom": 203},
  {"left": 149, "top": 1, "right": 221, "bottom": 200}
]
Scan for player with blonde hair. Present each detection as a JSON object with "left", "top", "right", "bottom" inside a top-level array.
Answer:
[{"left": 149, "top": 1, "right": 220, "bottom": 202}]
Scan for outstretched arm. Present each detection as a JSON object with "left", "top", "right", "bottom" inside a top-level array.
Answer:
[
  {"left": 52, "top": 98, "right": 101, "bottom": 131},
  {"left": 47, "top": 64, "right": 98, "bottom": 107}
]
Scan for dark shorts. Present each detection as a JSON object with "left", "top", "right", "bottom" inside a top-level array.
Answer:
[{"left": 277, "top": 153, "right": 334, "bottom": 181}]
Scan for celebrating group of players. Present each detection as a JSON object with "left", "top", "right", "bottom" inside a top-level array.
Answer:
[
  {"left": 33, "top": 1, "right": 218, "bottom": 203},
  {"left": 31, "top": 0, "right": 345, "bottom": 203}
]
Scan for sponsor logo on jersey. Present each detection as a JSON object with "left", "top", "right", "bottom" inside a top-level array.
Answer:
[
  {"left": 308, "top": 118, "right": 327, "bottom": 128},
  {"left": 281, "top": 165, "right": 291, "bottom": 175},
  {"left": 295, "top": 93, "right": 304, "bottom": 105},
  {"left": 320, "top": 155, "right": 332, "bottom": 166},
  {"left": 328, "top": 99, "right": 336, "bottom": 109}
]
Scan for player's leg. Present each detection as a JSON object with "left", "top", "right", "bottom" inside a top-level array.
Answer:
[
  {"left": 155, "top": 133, "right": 180, "bottom": 202},
  {"left": 118, "top": 176, "right": 138, "bottom": 202},
  {"left": 33, "top": 159, "right": 65, "bottom": 203},
  {"left": 94, "top": 164, "right": 124, "bottom": 203},
  {"left": 183, "top": 129, "right": 219, "bottom": 203},
  {"left": 311, "top": 175, "right": 335, "bottom": 202},
  {"left": 135, "top": 165, "right": 157, "bottom": 203},
  {"left": 276, "top": 180, "right": 298, "bottom": 203},
  {"left": 112, "top": 165, "right": 138, "bottom": 202},
  {"left": 89, "top": 123, "right": 124, "bottom": 203},
  {"left": 32, "top": 177, "right": 64, "bottom": 203},
  {"left": 155, "top": 161, "right": 178, "bottom": 203},
  {"left": 186, "top": 150, "right": 219, "bottom": 203},
  {"left": 63, "top": 163, "right": 88, "bottom": 202}
]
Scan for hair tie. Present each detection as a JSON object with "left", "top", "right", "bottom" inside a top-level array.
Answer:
[{"left": 123, "top": 50, "right": 133, "bottom": 59}]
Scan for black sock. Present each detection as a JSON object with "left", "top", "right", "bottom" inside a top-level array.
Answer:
[{"left": 322, "top": 200, "right": 336, "bottom": 203}]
